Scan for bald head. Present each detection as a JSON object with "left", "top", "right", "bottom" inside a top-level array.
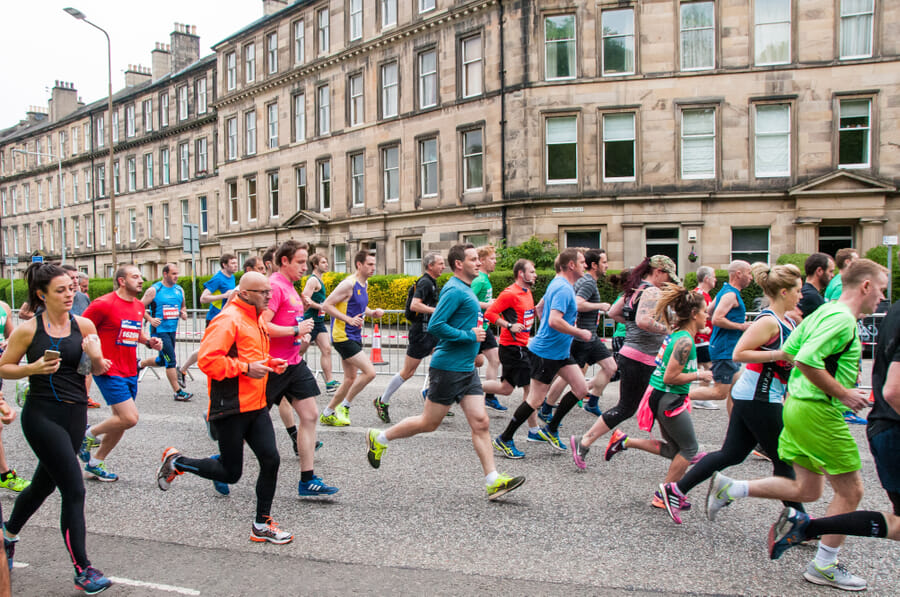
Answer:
[
  {"left": 238, "top": 272, "right": 271, "bottom": 315},
  {"left": 727, "top": 260, "right": 753, "bottom": 290},
  {"left": 239, "top": 272, "right": 267, "bottom": 290}
]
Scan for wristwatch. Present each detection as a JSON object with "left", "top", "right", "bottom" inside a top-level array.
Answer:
[{"left": 293, "top": 325, "right": 300, "bottom": 336}]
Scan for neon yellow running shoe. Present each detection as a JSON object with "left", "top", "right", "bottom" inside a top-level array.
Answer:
[
  {"left": 487, "top": 473, "right": 526, "bottom": 501},
  {"left": 366, "top": 429, "right": 387, "bottom": 469},
  {"left": 319, "top": 412, "right": 349, "bottom": 427},
  {"left": 0, "top": 470, "right": 30, "bottom": 492},
  {"left": 336, "top": 404, "right": 351, "bottom": 425}
]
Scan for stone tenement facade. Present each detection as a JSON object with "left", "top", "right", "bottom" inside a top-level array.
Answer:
[{"left": 1, "top": 0, "right": 898, "bottom": 280}]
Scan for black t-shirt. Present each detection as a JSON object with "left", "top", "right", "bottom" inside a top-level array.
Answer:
[
  {"left": 797, "top": 282, "right": 825, "bottom": 319},
  {"left": 412, "top": 274, "right": 439, "bottom": 325},
  {"left": 868, "top": 300, "right": 900, "bottom": 438}
]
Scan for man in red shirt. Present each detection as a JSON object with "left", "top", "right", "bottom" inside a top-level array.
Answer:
[{"left": 80, "top": 265, "right": 162, "bottom": 481}]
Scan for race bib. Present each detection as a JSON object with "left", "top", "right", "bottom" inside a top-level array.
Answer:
[
  {"left": 117, "top": 319, "right": 142, "bottom": 347},
  {"left": 523, "top": 308, "right": 535, "bottom": 329},
  {"left": 477, "top": 312, "right": 485, "bottom": 329},
  {"left": 162, "top": 305, "right": 179, "bottom": 320}
]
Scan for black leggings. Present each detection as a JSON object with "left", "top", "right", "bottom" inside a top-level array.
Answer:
[
  {"left": 601, "top": 356, "right": 655, "bottom": 430},
  {"left": 677, "top": 399, "right": 804, "bottom": 511},
  {"left": 175, "top": 408, "right": 280, "bottom": 522},
  {"left": 6, "top": 398, "right": 91, "bottom": 572}
]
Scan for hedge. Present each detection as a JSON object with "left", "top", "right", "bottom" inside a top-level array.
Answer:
[{"left": 865, "top": 246, "right": 900, "bottom": 303}]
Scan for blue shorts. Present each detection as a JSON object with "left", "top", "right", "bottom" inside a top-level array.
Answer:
[
  {"left": 711, "top": 359, "right": 741, "bottom": 384},
  {"left": 309, "top": 320, "right": 328, "bottom": 341},
  {"left": 153, "top": 331, "right": 177, "bottom": 369},
  {"left": 869, "top": 425, "right": 900, "bottom": 493},
  {"left": 93, "top": 374, "right": 139, "bottom": 406}
]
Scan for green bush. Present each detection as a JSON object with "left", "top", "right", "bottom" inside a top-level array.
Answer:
[
  {"left": 777, "top": 253, "right": 810, "bottom": 270},
  {"left": 864, "top": 245, "right": 900, "bottom": 302},
  {"left": 496, "top": 237, "right": 558, "bottom": 270}
]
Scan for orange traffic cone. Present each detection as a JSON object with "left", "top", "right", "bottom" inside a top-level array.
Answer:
[{"left": 371, "top": 323, "right": 386, "bottom": 364}]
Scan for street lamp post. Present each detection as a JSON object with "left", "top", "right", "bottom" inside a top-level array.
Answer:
[
  {"left": 64, "top": 6, "right": 116, "bottom": 266},
  {"left": 12, "top": 148, "right": 66, "bottom": 263}
]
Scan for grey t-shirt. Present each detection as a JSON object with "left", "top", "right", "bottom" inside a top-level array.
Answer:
[
  {"left": 574, "top": 273, "right": 601, "bottom": 338},
  {"left": 72, "top": 292, "right": 91, "bottom": 316}
]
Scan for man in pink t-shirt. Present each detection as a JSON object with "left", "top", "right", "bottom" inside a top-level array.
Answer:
[{"left": 261, "top": 240, "right": 337, "bottom": 496}]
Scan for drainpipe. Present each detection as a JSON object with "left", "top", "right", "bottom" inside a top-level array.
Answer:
[{"left": 499, "top": 0, "right": 508, "bottom": 243}]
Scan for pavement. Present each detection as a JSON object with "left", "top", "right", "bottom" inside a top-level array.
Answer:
[{"left": 1, "top": 361, "right": 898, "bottom": 596}]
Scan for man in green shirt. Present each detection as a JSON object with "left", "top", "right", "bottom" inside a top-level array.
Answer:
[
  {"left": 825, "top": 248, "right": 859, "bottom": 302},
  {"left": 706, "top": 259, "right": 887, "bottom": 591}
]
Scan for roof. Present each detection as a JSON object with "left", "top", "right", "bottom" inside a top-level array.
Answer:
[{"left": 213, "top": 0, "right": 313, "bottom": 49}]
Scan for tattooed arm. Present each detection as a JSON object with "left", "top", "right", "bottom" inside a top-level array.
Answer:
[
  {"left": 635, "top": 286, "right": 668, "bottom": 335},
  {"left": 663, "top": 336, "right": 711, "bottom": 386}
]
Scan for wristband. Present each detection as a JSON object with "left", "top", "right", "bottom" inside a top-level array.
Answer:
[
  {"left": 145, "top": 339, "right": 151, "bottom": 347},
  {"left": 293, "top": 325, "right": 300, "bottom": 336}
]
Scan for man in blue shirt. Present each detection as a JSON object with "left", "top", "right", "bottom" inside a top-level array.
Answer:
[
  {"left": 365, "top": 244, "right": 525, "bottom": 500},
  {"left": 140, "top": 263, "right": 190, "bottom": 401}
]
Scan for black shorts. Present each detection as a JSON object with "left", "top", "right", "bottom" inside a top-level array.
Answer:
[
  {"left": 528, "top": 352, "right": 576, "bottom": 385},
  {"left": 407, "top": 324, "right": 437, "bottom": 360},
  {"left": 426, "top": 368, "right": 483, "bottom": 405},
  {"left": 696, "top": 344, "right": 710, "bottom": 364},
  {"left": 333, "top": 339, "right": 363, "bottom": 360},
  {"left": 570, "top": 337, "right": 612, "bottom": 368},
  {"left": 499, "top": 345, "right": 532, "bottom": 388},
  {"left": 309, "top": 320, "right": 328, "bottom": 341},
  {"left": 265, "top": 362, "right": 320, "bottom": 405},
  {"left": 478, "top": 327, "right": 498, "bottom": 353}
]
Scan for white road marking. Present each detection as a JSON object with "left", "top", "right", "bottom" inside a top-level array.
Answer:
[
  {"left": 12, "top": 562, "right": 29, "bottom": 568},
  {"left": 106, "top": 577, "right": 201, "bottom": 595}
]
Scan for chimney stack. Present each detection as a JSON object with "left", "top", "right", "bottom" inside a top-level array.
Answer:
[
  {"left": 49, "top": 80, "right": 79, "bottom": 122},
  {"left": 151, "top": 42, "right": 172, "bottom": 81},
  {"left": 263, "top": 0, "right": 288, "bottom": 16},
  {"left": 124, "top": 64, "right": 152, "bottom": 87},
  {"left": 170, "top": 23, "right": 200, "bottom": 74}
]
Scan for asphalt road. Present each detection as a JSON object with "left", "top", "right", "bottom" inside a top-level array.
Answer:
[{"left": 2, "top": 362, "right": 898, "bottom": 596}]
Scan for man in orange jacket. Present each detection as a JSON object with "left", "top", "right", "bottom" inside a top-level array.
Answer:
[{"left": 155, "top": 272, "right": 293, "bottom": 544}]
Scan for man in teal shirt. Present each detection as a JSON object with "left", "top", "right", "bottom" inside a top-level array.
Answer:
[
  {"left": 471, "top": 245, "right": 504, "bottom": 411},
  {"left": 825, "top": 248, "right": 858, "bottom": 301}
]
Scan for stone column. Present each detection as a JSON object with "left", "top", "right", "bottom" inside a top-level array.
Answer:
[
  {"left": 860, "top": 217, "right": 888, "bottom": 254},
  {"left": 793, "top": 218, "right": 821, "bottom": 254},
  {"left": 622, "top": 222, "right": 643, "bottom": 268}
]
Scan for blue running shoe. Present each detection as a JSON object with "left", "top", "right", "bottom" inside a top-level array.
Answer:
[
  {"left": 79, "top": 426, "right": 100, "bottom": 463},
  {"left": 3, "top": 531, "right": 16, "bottom": 571},
  {"left": 485, "top": 396, "right": 507, "bottom": 411},
  {"left": 584, "top": 394, "right": 603, "bottom": 417},
  {"left": 526, "top": 430, "right": 547, "bottom": 443},
  {"left": 209, "top": 455, "right": 230, "bottom": 496},
  {"left": 74, "top": 566, "right": 112, "bottom": 594},
  {"left": 84, "top": 462, "right": 118, "bottom": 482},
  {"left": 768, "top": 507, "right": 811, "bottom": 560},
  {"left": 538, "top": 401, "right": 555, "bottom": 424},
  {"left": 537, "top": 426, "right": 567, "bottom": 452},
  {"left": 492, "top": 435, "right": 525, "bottom": 459},
  {"left": 298, "top": 475, "right": 339, "bottom": 496},
  {"left": 843, "top": 411, "right": 867, "bottom": 425}
]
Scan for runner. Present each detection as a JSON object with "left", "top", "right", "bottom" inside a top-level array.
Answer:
[
  {"left": 365, "top": 244, "right": 525, "bottom": 500},
  {"left": 706, "top": 259, "right": 887, "bottom": 591},
  {"left": 824, "top": 248, "right": 859, "bottom": 302},
  {"left": 243, "top": 256, "right": 266, "bottom": 274},
  {"left": 63, "top": 266, "right": 100, "bottom": 408},
  {"left": 0, "top": 262, "right": 113, "bottom": 593},
  {"left": 78, "top": 272, "right": 90, "bottom": 295},
  {"left": 797, "top": 252, "right": 835, "bottom": 319},
  {"left": 300, "top": 253, "right": 339, "bottom": 395},
  {"left": 261, "top": 240, "right": 336, "bottom": 496},
  {"left": 492, "top": 248, "right": 591, "bottom": 457},
  {"left": 660, "top": 264, "right": 805, "bottom": 523},
  {"left": 472, "top": 245, "right": 504, "bottom": 411},
  {"left": 374, "top": 252, "right": 444, "bottom": 423},
  {"left": 80, "top": 265, "right": 163, "bottom": 481},
  {"left": 567, "top": 256, "right": 677, "bottom": 467},
  {"left": 690, "top": 265, "right": 717, "bottom": 410},
  {"left": 156, "top": 272, "right": 293, "bottom": 545},
  {"left": 320, "top": 250, "right": 384, "bottom": 426},
  {"left": 139, "top": 263, "right": 192, "bottom": 402},
  {"left": 0, "top": 300, "right": 29, "bottom": 493}
]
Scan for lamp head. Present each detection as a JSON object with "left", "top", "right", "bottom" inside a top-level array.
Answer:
[{"left": 63, "top": 7, "right": 87, "bottom": 20}]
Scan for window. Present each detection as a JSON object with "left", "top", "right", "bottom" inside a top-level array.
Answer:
[
  {"left": 419, "top": 0, "right": 435, "bottom": 14},
  {"left": 839, "top": 98, "right": 871, "bottom": 168},
  {"left": 294, "top": 20, "right": 305, "bottom": 63},
  {"left": 681, "top": 107, "right": 716, "bottom": 179},
  {"left": 0, "top": 189, "right": 5, "bottom": 217},
  {"left": 147, "top": 205, "right": 154, "bottom": 238},
  {"left": 461, "top": 34, "right": 483, "bottom": 98},
  {"left": 403, "top": 239, "right": 422, "bottom": 275},
  {"left": 72, "top": 174, "right": 78, "bottom": 203},
  {"left": 23, "top": 184, "right": 30, "bottom": 212},
  {"left": 754, "top": 104, "right": 790, "bottom": 177},
  {"left": 60, "top": 175, "right": 67, "bottom": 206},
  {"left": 645, "top": 227, "right": 679, "bottom": 264},
  {"left": 247, "top": 177, "right": 258, "bottom": 221},
  {"left": 84, "top": 122, "right": 91, "bottom": 149},
  {"left": 348, "top": 74, "right": 364, "bottom": 126},
  {"left": 381, "top": 61, "right": 399, "bottom": 119},
  {"left": 228, "top": 181, "right": 239, "bottom": 224},
  {"left": 318, "top": 9, "right": 330, "bottom": 55},
  {"left": 295, "top": 165, "right": 308, "bottom": 210},
  {"left": 161, "top": 147, "right": 170, "bottom": 184},
  {"left": 163, "top": 203, "right": 170, "bottom": 239},
  {"left": 84, "top": 167, "right": 92, "bottom": 199},
  {"left": 382, "top": 146, "right": 399, "bottom": 202},
  {"left": 9, "top": 187, "right": 16, "bottom": 214},
  {"left": 267, "top": 103, "right": 279, "bottom": 148},
  {"left": 462, "top": 129, "right": 483, "bottom": 192},
  {"left": 38, "top": 181, "right": 44, "bottom": 208},
  {"left": 754, "top": 0, "right": 790, "bottom": 65},
  {"left": 160, "top": 92, "right": 170, "bottom": 127},
  {"left": 24, "top": 224, "right": 31, "bottom": 253},
  {"left": 97, "top": 164, "right": 106, "bottom": 197},
  {"left": 38, "top": 223, "right": 44, "bottom": 251},
  {"left": 318, "top": 160, "right": 331, "bottom": 211},
  {"left": 129, "top": 208, "right": 136, "bottom": 242},
  {"left": 127, "top": 157, "right": 137, "bottom": 191},
  {"left": 350, "top": 152, "right": 365, "bottom": 207},
  {"left": 114, "top": 211, "right": 120, "bottom": 244},
  {"left": 245, "top": 43, "right": 256, "bottom": 83},
  {"left": 267, "top": 32, "right": 278, "bottom": 74},
  {"left": 59, "top": 131, "right": 67, "bottom": 158},
  {"left": 268, "top": 172, "right": 280, "bottom": 218},
  {"left": 178, "top": 85, "right": 189, "bottom": 121},
  {"left": 71, "top": 219, "right": 78, "bottom": 249},
  {"left": 382, "top": 0, "right": 397, "bottom": 28},
  {"left": 731, "top": 228, "right": 769, "bottom": 263},
  {"left": 112, "top": 111, "right": 119, "bottom": 143},
  {"left": 85, "top": 216, "right": 93, "bottom": 248},
  {"left": 126, "top": 105, "right": 136, "bottom": 137},
  {"left": 317, "top": 85, "right": 330, "bottom": 135},
  {"left": 1, "top": 226, "right": 7, "bottom": 254},
  {"left": 602, "top": 112, "right": 636, "bottom": 181},
  {"left": 545, "top": 15, "right": 576, "bottom": 80},
  {"left": 99, "top": 212, "right": 107, "bottom": 246},
  {"left": 96, "top": 115, "right": 105, "bottom": 147},
  {"left": 419, "top": 137, "right": 438, "bottom": 197},
  {"left": 12, "top": 227, "right": 18, "bottom": 254},
  {"left": 602, "top": 9, "right": 635, "bottom": 75},
  {"left": 349, "top": 0, "right": 363, "bottom": 41},
  {"left": 142, "top": 99, "right": 153, "bottom": 131},
  {"left": 287, "top": 95, "right": 305, "bottom": 145},
  {"left": 546, "top": 116, "right": 578, "bottom": 184},
  {"left": 566, "top": 230, "right": 602, "bottom": 249},
  {"left": 196, "top": 78, "right": 207, "bottom": 114},
  {"left": 195, "top": 138, "right": 208, "bottom": 173},
  {"left": 680, "top": 2, "right": 715, "bottom": 71},
  {"left": 199, "top": 196, "right": 208, "bottom": 234},
  {"left": 113, "top": 161, "right": 120, "bottom": 195},
  {"left": 840, "top": 0, "right": 874, "bottom": 59},
  {"left": 72, "top": 126, "right": 79, "bottom": 153},
  {"left": 226, "top": 52, "right": 237, "bottom": 90},
  {"left": 181, "top": 199, "right": 190, "bottom": 225},
  {"left": 245, "top": 110, "right": 257, "bottom": 155},
  {"left": 334, "top": 244, "right": 347, "bottom": 273},
  {"left": 179, "top": 143, "right": 190, "bottom": 181},
  {"left": 818, "top": 225, "right": 854, "bottom": 256},
  {"left": 227, "top": 117, "right": 238, "bottom": 159},
  {"left": 418, "top": 49, "right": 437, "bottom": 109}
]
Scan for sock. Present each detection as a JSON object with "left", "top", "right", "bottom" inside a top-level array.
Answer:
[
  {"left": 729, "top": 480, "right": 750, "bottom": 498},
  {"left": 814, "top": 542, "right": 840, "bottom": 568},
  {"left": 540, "top": 399, "right": 554, "bottom": 413},
  {"left": 323, "top": 407, "right": 335, "bottom": 416},
  {"left": 485, "top": 393, "right": 496, "bottom": 402},
  {"left": 286, "top": 425, "right": 298, "bottom": 440},
  {"left": 485, "top": 471, "right": 500, "bottom": 485},
  {"left": 529, "top": 426, "right": 541, "bottom": 435},
  {"left": 586, "top": 393, "right": 599, "bottom": 407},
  {"left": 549, "top": 391, "right": 581, "bottom": 433},
  {"left": 341, "top": 400, "right": 351, "bottom": 409},
  {"left": 89, "top": 457, "right": 102, "bottom": 467},
  {"left": 86, "top": 428, "right": 96, "bottom": 441},
  {"left": 376, "top": 431, "right": 389, "bottom": 445},
  {"left": 0, "top": 470, "right": 11, "bottom": 481},
  {"left": 501, "top": 402, "right": 535, "bottom": 442},
  {"left": 381, "top": 374, "right": 406, "bottom": 404},
  {"left": 300, "top": 470, "right": 314, "bottom": 483},
  {"left": 806, "top": 511, "right": 889, "bottom": 540},
  {"left": 254, "top": 517, "right": 270, "bottom": 528}
]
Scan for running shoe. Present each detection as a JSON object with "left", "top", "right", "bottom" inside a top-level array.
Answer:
[
  {"left": 706, "top": 471, "right": 735, "bottom": 521},
  {"left": 157, "top": 447, "right": 183, "bottom": 490},
  {"left": 584, "top": 394, "right": 603, "bottom": 417},
  {"left": 316, "top": 440, "right": 323, "bottom": 451},
  {"left": 336, "top": 404, "right": 351, "bottom": 425},
  {"left": 79, "top": 428, "right": 101, "bottom": 463},
  {"left": 768, "top": 506, "right": 810, "bottom": 560},
  {"left": 176, "top": 368, "right": 187, "bottom": 389},
  {"left": 87, "top": 398, "right": 101, "bottom": 409},
  {"left": 366, "top": 429, "right": 387, "bottom": 469},
  {"left": 570, "top": 435, "right": 589, "bottom": 470},
  {"left": 604, "top": 429, "right": 628, "bottom": 461},
  {"left": 84, "top": 462, "right": 118, "bottom": 482},
  {"left": 373, "top": 397, "right": 391, "bottom": 424},
  {"left": 658, "top": 482, "right": 692, "bottom": 525},
  {"left": 209, "top": 455, "right": 230, "bottom": 496},
  {"left": 692, "top": 400, "right": 720, "bottom": 410},
  {"left": 492, "top": 436, "right": 524, "bottom": 459},
  {"left": 421, "top": 388, "right": 428, "bottom": 401},
  {"left": 250, "top": 516, "right": 293, "bottom": 545},
  {"left": 173, "top": 389, "right": 193, "bottom": 402},
  {"left": 3, "top": 533, "right": 15, "bottom": 571},
  {"left": 298, "top": 475, "right": 339, "bottom": 496},
  {"left": 486, "top": 473, "right": 526, "bottom": 501},
  {"left": 538, "top": 402, "right": 555, "bottom": 424},
  {"left": 803, "top": 560, "right": 866, "bottom": 591},
  {"left": 319, "top": 411, "right": 349, "bottom": 427},
  {"left": 843, "top": 411, "right": 867, "bottom": 425},
  {"left": 73, "top": 565, "right": 112, "bottom": 594},
  {"left": 652, "top": 489, "right": 691, "bottom": 511},
  {"left": 752, "top": 445, "right": 772, "bottom": 461},
  {"left": 324, "top": 380, "right": 339, "bottom": 394},
  {"left": 537, "top": 426, "right": 567, "bottom": 452},
  {"left": 0, "top": 470, "right": 30, "bottom": 492},
  {"left": 485, "top": 396, "right": 508, "bottom": 411},
  {"left": 526, "top": 430, "right": 547, "bottom": 443}
]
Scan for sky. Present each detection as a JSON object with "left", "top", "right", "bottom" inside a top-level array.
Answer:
[{"left": 0, "top": 0, "right": 264, "bottom": 127}]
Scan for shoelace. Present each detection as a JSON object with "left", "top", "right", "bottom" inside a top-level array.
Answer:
[{"left": 261, "top": 517, "right": 282, "bottom": 533}]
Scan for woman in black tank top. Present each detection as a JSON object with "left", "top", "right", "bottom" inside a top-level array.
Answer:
[{"left": 0, "top": 263, "right": 112, "bottom": 593}]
